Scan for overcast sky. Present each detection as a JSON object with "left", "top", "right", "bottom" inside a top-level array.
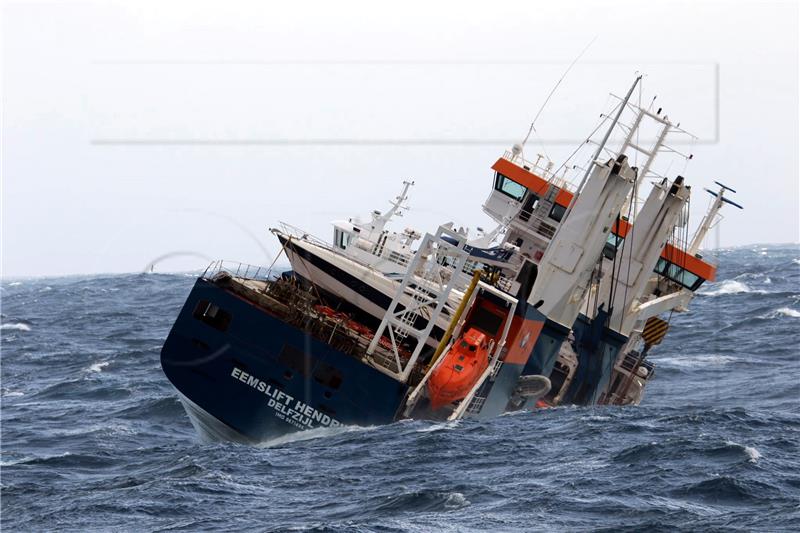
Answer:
[{"left": 2, "top": 0, "right": 798, "bottom": 278}]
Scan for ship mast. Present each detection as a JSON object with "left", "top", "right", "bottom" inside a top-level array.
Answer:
[{"left": 687, "top": 181, "right": 743, "bottom": 255}]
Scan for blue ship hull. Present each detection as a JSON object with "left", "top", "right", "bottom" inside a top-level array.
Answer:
[
  {"left": 161, "top": 279, "right": 409, "bottom": 443},
  {"left": 562, "top": 313, "right": 628, "bottom": 406}
]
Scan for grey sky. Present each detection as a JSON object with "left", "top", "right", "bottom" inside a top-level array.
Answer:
[{"left": 2, "top": 0, "right": 798, "bottom": 278}]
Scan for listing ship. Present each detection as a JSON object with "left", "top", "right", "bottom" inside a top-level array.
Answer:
[{"left": 160, "top": 77, "right": 742, "bottom": 444}]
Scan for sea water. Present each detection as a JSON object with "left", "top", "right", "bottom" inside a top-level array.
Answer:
[{"left": 2, "top": 245, "right": 798, "bottom": 531}]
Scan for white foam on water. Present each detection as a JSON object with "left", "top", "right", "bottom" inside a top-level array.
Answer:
[
  {"left": 774, "top": 307, "right": 800, "bottom": 318},
  {"left": 87, "top": 361, "right": 110, "bottom": 373},
  {"left": 726, "top": 440, "right": 762, "bottom": 463},
  {"left": 700, "top": 279, "right": 765, "bottom": 296},
  {"left": 745, "top": 446, "right": 762, "bottom": 463},
  {"left": 8, "top": 281, "right": 22, "bottom": 287},
  {"left": 582, "top": 414, "right": 612, "bottom": 422},
  {"left": 256, "top": 424, "right": 377, "bottom": 448},
  {"left": 443, "top": 492, "right": 471, "bottom": 509},
  {"left": 0, "top": 322, "right": 31, "bottom": 332},
  {"left": 661, "top": 354, "right": 738, "bottom": 368},
  {"left": 0, "top": 451, "right": 71, "bottom": 467},
  {"left": 793, "top": 258, "right": 800, "bottom": 265},
  {"left": 2, "top": 390, "right": 25, "bottom": 397},
  {"left": 415, "top": 420, "right": 461, "bottom": 433}
]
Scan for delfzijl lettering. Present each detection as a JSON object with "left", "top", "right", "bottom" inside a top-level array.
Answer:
[{"left": 230, "top": 367, "right": 341, "bottom": 429}]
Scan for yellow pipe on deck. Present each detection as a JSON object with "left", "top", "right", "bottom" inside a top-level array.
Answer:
[{"left": 425, "top": 270, "right": 482, "bottom": 372}]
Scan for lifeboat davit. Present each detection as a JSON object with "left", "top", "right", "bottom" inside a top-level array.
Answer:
[{"left": 427, "top": 328, "right": 490, "bottom": 410}]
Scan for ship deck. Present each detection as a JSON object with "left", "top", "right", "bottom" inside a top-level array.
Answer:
[{"left": 206, "top": 271, "right": 415, "bottom": 382}]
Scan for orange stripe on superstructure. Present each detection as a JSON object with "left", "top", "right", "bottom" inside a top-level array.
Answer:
[
  {"left": 612, "top": 218, "right": 632, "bottom": 238},
  {"left": 610, "top": 219, "right": 715, "bottom": 280},
  {"left": 491, "top": 158, "right": 574, "bottom": 206},
  {"left": 554, "top": 189, "right": 573, "bottom": 208},
  {"left": 662, "top": 244, "right": 717, "bottom": 281},
  {"left": 491, "top": 157, "right": 716, "bottom": 281}
]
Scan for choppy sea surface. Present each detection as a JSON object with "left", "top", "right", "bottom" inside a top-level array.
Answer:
[{"left": 2, "top": 244, "right": 799, "bottom": 532}]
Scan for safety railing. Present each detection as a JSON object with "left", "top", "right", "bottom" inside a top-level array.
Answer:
[
  {"left": 515, "top": 208, "right": 558, "bottom": 240},
  {"left": 502, "top": 150, "right": 578, "bottom": 194},
  {"left": 201, "top": 260, "right": 274, "bottom": 282},
  {"left": 276, "top": 222, "right": 335, "bottom": 252}
]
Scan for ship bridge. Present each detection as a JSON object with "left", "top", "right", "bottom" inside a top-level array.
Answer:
[
  {"left": 483, "top": 150, "right": 717, "bottom": 290},
  {"left": 482, "top": 152, "right": 578, "bottom": 263}
]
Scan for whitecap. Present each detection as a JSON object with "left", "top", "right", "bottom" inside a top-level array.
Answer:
[
  {"left": 256, "top": 424, "right": 377, "bottom": 448},
  {"left": 774, "top": 307, "right": 800, "bottom": 318},
  {"left": 444, "top": 492, "right": 471, "bottom": 509},
  {"left": 415, "top": 420, "right": 461, "bottom": 433},
  {"left": 0, "top": 451, "right": 71, "bottom": 466},
  {"left": 0, "top": 322, "right": 31, "bottom": 332},
  {"left": 700, "top": 279, "right": 765, "bottom": 296},
  {"left": 8, "top": 281, "right": 22, "bottom": 287},
  {"left": 582, "top": 414, "right": 612, "bottom": 421},
  {"left": 87, "top": 361, "right": 110, "bottom": 373},
  {"left": 2, "top": 390, "right": 25, "bottom": 397},
  {"left": 726, "top": 440, "right": 761, "bottom": 463},
  {"left": 745, "top": 446, "right": 762, "bottom": 463},
  {"left": 793, "top": 258, "right": 800, "bottom": 265},
  {"left": 660, "top": 354, "right": 738, "bottom": 368}
]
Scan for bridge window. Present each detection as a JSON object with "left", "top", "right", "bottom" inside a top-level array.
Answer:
[
  {"left": 494, "top": 173, "right": 527, "bottom": 201},
  {"left": 548, "top": 203, "right": 567, "bottom": 222},
  {"left": 519, "top": 193, "right": 540, "bottom": 222},
  {"left": 653, "top": 258, "right": 705, "bottom": 291},
  {"left": 667, "top": 263, "right": 701, "bottom": 289},
  {"left": 603, "top": 234, "right": 624, "bottom": 260}
]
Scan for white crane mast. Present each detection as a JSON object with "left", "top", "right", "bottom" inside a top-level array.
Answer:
[
  {"left": 605, "top": 176, "right": 691, "bottom": 335},
  {"left": 530, "top": 155, "right": 636, "bottom": 327}
]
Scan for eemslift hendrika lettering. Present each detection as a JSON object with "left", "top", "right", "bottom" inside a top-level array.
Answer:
[{"left": 230, "top": 367, "right": 342, "bottom": 430}]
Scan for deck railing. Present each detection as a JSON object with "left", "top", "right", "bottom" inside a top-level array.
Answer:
[
  {"left": 201, "top": 260, "right": 274, "bottom": 282},
  {"left": 502, "top": 150, "right": 578, "bottom": 194}
]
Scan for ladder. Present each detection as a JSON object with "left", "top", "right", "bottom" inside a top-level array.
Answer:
[{"left": 366, "top": 226, "right": 470, "bottom": 382}]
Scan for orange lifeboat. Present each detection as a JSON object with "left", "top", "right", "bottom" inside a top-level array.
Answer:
[{"left": 427, "top": 328, "right": 490, "bottom": 410}]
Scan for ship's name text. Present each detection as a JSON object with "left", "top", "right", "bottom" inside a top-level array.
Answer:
[{"left": 230, "top": 367, "right": 342, "bottom": 430}]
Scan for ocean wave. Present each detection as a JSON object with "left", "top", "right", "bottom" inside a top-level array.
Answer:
[
  {"left": 2, "top": 247, "right": 799, "bottom": 532},
  {"left": 675, "top": 476, "right": 781, "bottom": 505},
  {"left": 373, "top": 489, "right": 472, "bottom": 513},
  {"left": 256, "top": 423, "right": 378, "bottom": 448},
  {"left": 86, "top": 361, "right": 110, "bottom": 373},
  {"left": 414, "top": 420, "right": 462, "bottom": 433},
  {"left": 700, "top": 280, "right": 765, "bottom": 296},
  {"left": 0, "top": 322, "right": 31, "bottom": 331},
  {"left": 657, "top": 354, "right": 738, "bottom": 368},
  {"left": 725, "top": 441, "right": 762, "bottom": 463}
]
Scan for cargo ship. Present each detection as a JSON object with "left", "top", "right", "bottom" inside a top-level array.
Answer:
[{"left": 160, "top": 77, "right": 741, "bottom": 443}]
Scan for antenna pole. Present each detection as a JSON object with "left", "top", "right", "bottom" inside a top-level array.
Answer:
[
  {"left": 557, "top": 75, "right": 642, "bottom": 229},
  {"left": 521, "top": 36, "right": 597, "bottom": 149}
]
